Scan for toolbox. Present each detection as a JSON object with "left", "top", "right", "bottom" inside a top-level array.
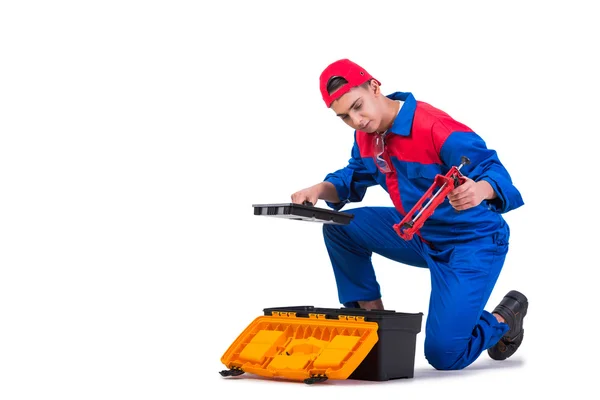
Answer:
[
  {"left": 219, "top": 306, "right": 423, "bottom": 384},
  {"left": 252, "top": 202, "right": 354, "bottom": 225}
]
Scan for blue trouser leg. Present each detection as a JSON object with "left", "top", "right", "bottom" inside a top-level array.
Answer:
[
  {"left": 322, "top": 206, "right": 511, "bottom": 370},
  {"left": 322, "top": 207, "right": 427, "bottom": 306},
  {"left": 423, "top": 233, "right": 510, "bottom": 370}
]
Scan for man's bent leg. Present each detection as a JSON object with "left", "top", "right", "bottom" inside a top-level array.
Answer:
[{"left": 322, "top": 207, "right": 427, "bottom": 308}]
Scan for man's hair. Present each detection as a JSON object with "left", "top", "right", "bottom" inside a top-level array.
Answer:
[{"left": 326, "top": 76, "right": 373, "bottom": 95}]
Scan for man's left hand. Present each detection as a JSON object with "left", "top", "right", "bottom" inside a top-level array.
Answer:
[{"left": 447, "top": 178, "right": 496, "bottom": 211}]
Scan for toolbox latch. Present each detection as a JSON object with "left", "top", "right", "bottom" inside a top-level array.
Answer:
[
  {"left": 270, "top": 311, "right": 297, "bottom": 318},
  {"left": 308, "top": 313, "right": 327, "bottom": 319},
  {"left": 339, "top": 315, "right": 365, "bottom": 322}
]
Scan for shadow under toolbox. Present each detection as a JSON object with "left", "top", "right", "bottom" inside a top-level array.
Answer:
[{"left": 219, "top": 306, "right": 423, "bottom": 384}]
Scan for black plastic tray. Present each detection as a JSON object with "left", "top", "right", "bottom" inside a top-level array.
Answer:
[
  {"left": 252, "top": 203, "right": 354, "bottom": 225},
  {"left": 262, "top": 306, "right": 424, "bottom": 381}
]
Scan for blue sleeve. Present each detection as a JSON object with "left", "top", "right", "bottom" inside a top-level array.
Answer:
[
  {"left": 438, "top": 130, "right": 524, "bottom": 214},
  {"left": 323, "top": 134, "right": 378, "bottom": 211}
]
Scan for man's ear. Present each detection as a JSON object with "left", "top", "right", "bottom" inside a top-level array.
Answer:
[{"left": 370, "top": 79, "right": 381, "bottom": 95}]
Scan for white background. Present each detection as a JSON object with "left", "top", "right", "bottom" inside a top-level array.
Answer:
[{"left": 1, "top": 1, "right": 598, "bottom": 399}]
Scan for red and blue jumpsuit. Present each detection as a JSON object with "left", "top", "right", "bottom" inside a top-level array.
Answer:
[{"left": 322, "top": 91, "right": 524, "bottom": 370}]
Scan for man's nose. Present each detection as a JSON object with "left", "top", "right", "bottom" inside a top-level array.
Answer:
[{"left": 351, "top": 113, "right": 364, "bottom": 129}]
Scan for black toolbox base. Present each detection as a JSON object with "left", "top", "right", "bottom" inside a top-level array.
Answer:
[{"left": 262, "top": 306, "right": 423, "bottom": 381}]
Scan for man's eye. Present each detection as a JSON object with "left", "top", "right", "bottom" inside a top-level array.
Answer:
[{"left": 355, "top": 104, "right": 362, "bottom": 110}]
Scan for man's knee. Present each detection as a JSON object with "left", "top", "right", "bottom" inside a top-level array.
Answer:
[
  {"left": 322, "top": 221, "right": 351, "bottom": 244},
  {"left": 424, "top": 336, "right": 469, "bottom": 371},
  {"left": 323, "top": 222, "right": 340, "bottom": 243},
  {"left": 322, "top": 222, "right": 338, "bottom": 237}
]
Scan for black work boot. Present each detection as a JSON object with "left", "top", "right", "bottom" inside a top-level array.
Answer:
[{"left": 488, "top": 290, "right": 528, "bottom": 361}]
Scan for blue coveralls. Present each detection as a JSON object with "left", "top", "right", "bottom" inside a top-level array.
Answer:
[{"left": 322, "top": 92, "right": 524, "bottom": 370}]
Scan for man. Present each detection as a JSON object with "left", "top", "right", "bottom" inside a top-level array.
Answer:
[{"left": 291, "top": 59, "right": 528, "bottom": 370}]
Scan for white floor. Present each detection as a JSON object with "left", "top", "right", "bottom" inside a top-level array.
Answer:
[{"left": 208, "top": 347, "right": 586, "bottom": 399}]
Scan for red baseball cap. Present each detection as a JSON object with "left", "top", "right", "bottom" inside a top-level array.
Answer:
[{"left": 319, "top": 59, "right": 381, "bottom": 108}]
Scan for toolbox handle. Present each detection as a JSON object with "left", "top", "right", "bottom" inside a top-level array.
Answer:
[{"left": 302, "top": 201, "right": 314, "bottom": 207}]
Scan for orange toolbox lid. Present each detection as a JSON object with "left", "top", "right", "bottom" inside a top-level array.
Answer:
[{"left": 220, "top": 311, "right": 379, "bottom": 384}]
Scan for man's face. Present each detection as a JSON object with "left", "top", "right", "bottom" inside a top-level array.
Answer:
[{"left": 330, "top": 81, "right": 382, "bottom": 133}]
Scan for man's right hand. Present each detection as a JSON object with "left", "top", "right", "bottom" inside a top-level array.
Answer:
[
  {"left": 291, "top": 181, "right": 340, "bottom": 206},
  {"left": 291, "top": 183, "right": 322, "bottom": 206}
]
